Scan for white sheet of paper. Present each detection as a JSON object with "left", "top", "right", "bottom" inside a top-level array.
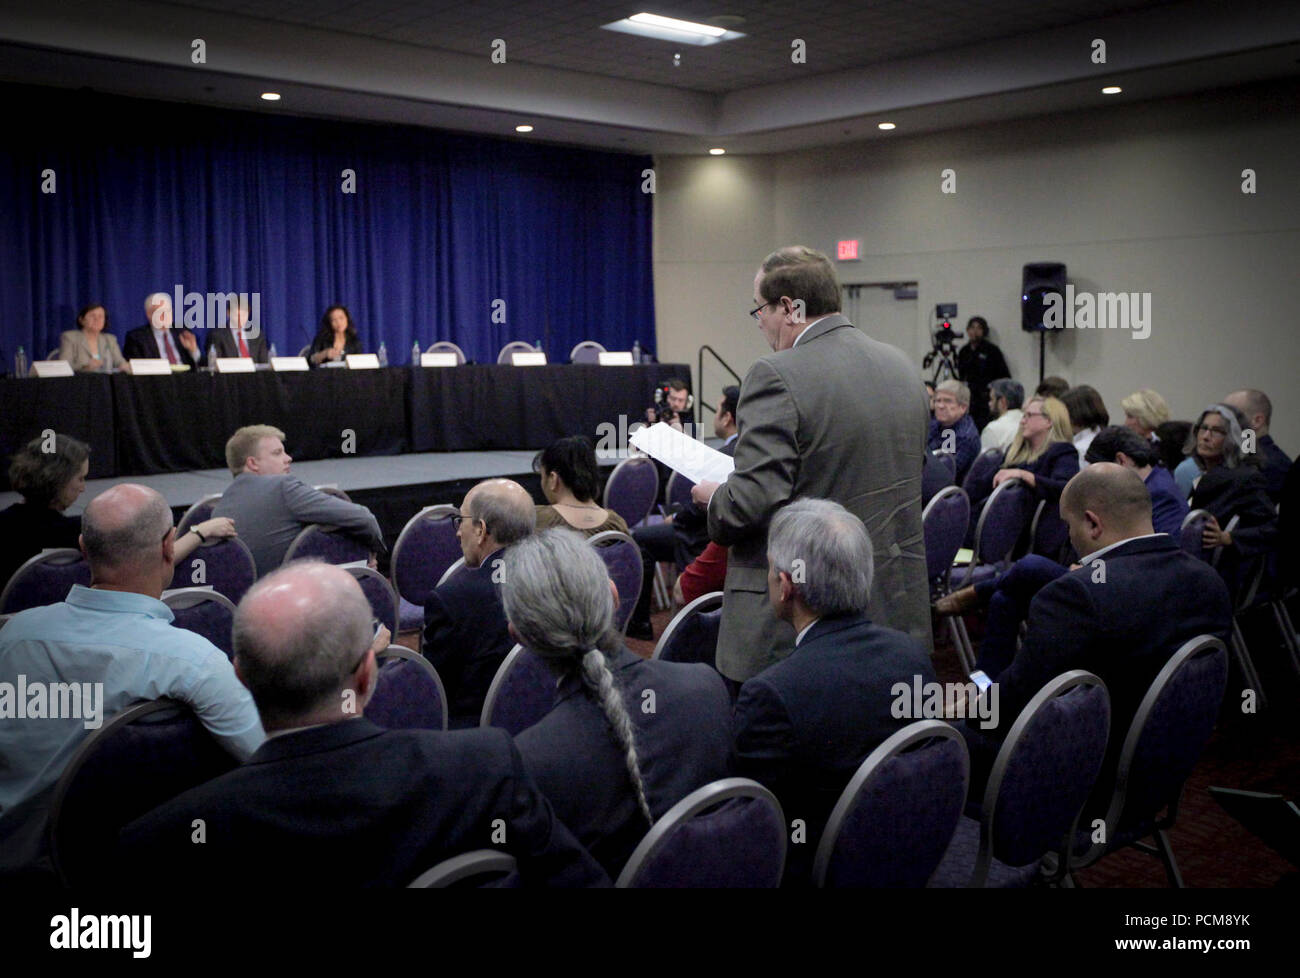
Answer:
[{"left": 629, "top": 422, "right": 734, "bottom": 485}]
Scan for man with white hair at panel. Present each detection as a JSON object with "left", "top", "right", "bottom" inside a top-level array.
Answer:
[
  {"left": 731, "top": 498, "right": 937, "bottom": 886},
  {"left": 123, "top": 293, "right": 202, "bottom": 368}
]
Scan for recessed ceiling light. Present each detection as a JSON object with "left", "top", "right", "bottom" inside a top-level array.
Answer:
[
  {"left": 515, "top": 125, "right": 534, "bottom": 133},
  {"left": 260, "top": 92, "right": 281, "bottom": 101},
  {"left": 1102, "top": 86, "right": 1122, "bottom": 95},
  {"left": 602, "top": 12, "right": 745, "bottom": 45},
  {"left": 708, "top": 148, "right": 726, "bottom": 155},
  {"left": 877, "top": 122, "right": 896, "bottom": 130}
]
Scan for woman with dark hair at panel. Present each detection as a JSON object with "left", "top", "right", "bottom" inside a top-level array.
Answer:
[
  {"left": 1060, "top": 385, "right": 1109, "bottom": 466},
  {"left": 308, "top": 305, "right": 363, "bottom": 366},
  {"left": 533, "top": 436, "right": 629, "bottom": 537},
  {"left": 57, "top": 303, "right": 128, "bottom": 373}
]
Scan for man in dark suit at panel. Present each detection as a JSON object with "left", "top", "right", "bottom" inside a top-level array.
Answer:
[
  {"left": 423, "top": 478, "right": 536, "bottom": 727},
  {"left": 964, "top": 464, "right": 1233, "bottom": 809},
  {"left": 731, "top": 498, "right": 937, "bottom": 885},
  {"left": 122, "top": 292, "right": 202, "bottom": 369},
  {"left": 205, "top": 295, "right": 270, "bottom": 364},
  {"left": 692, "top": 246, "right": 932, "bottom": 685},
  {"left": 120, "top": 561, "right": 607, "bottom": 887}
]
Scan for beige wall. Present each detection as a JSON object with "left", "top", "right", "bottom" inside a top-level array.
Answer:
[{"left": 653, "top": 79, "right": 1300, "bottom": 448}]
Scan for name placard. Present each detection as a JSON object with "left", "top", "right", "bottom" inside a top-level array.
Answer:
[
  {"left": 215, "top": 357, "right": 255, "bottom": 373},
  {"left": 129, "top": 359, "right": 171, "bottom": 375},
  {"left": 598, "top": 351, "right": 635, "bottom": 366},
  {"left": 420, "top": 352, "right": 459, "bottom": 367},
  {"left": 510, "top": 351, "right": 547, "bottom": 366},
  {"left": 270, "top": 356, "right": 309, "bottom": 372},
  {"left": 345, "top": 354, "right": 381, "bottom": 370},
  {"left": 32, "top": 360, "right": 74, "bottom": 378}
]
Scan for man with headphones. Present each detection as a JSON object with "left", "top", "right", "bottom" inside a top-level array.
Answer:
[{"left": 645, "top": 377, "right": 693, "bottom": 433}]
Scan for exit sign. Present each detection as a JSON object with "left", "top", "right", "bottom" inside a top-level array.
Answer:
[{"left": 837, "top": 239, "right": 860, "bottom": 260}]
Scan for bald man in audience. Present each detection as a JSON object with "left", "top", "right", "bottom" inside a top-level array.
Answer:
[
  {"left": 121, "top": 561, "right": 607, "bottom": 887},
  {"left": 424, "top": 478, "right": 536, "bottom": 727},
  {"left": 0, "top": 484, "right": 263, "bottom": 880},
  {"left": 965, "top": 464, "right": 1232, "bottom": 808},
  {"left": 1222, "top": 388, "right": 1291, "bottom": 503}
]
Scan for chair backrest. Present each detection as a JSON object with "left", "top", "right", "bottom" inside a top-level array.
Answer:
[
  {"left": 1179, "top": 508, "right": 1213, "bottom": 558},
  {"left": 615, "top": 778, "right": 787, "bottom": 888},
  {"left": 162, "top": 588, "right": 238, "bottom": 660},
  {"left": 497, "top": 341, "right": 537, "bottom": 364},
  {"left": 933, "top": 450, "right": 957, "bottom": 478},
  {"left": 569, "top": 340, "right": 606, "bottom": 364},
  {"left": 0, "top": 549, "right": 91, "bottom": 614},
  {"left": 971, "top": 478, "right": 1033, "bottom": 568},
  {"left": 425, "top": 341, "right": 466, "bottom": 365},
  {"left": 171, "top": 536, "right": 258, "bottom": 605},
  {"left": 480, "top": 644, "right": 556, "bottom": 735},
  {"left": 976, "top": 670, "right": 1110, "bottom": 886},
  {"left": 390, "top": 504, "right": 460, "bottom": 607},
  {"left": 282, "top": 524, "right": 371, "bottom": 566},
  {"left": 297, "top": 344, "right": 311, "bottom": 358},
  {"left": 922, "top": 486, "right": 970, "bottom": 583},
  {"left": 47, "top": 698, "right": 238, "bottom": 886},
  {"left": 602, "top": 456, "right": 659, "bottom": 528},
  {"left": 407, "top": 850, "right": 518, "bottom": 888},
  {"left": 962, "top": 447, "right": 1005, "bottom": 497},
  {"left": 346, "top": 566, "right": 399, "bottom": 637},
  {"left": 652, "top": 591, "right": 723, "bottom": 664},
  {"left": 664, "top": 470, "right": 696, "bottom": 513},
  {"left": 1029, "top": 499, "right": 1071, "bottom": 562},
  {"left": 177, "top": 493, "right": 222, "bottom": 534},
  {"left": 368, "top": 646, "right": 449, "bottom": 731},
  {"left": 813, "top": 720, "right": 970, "bottom": 888},
  {"left": 436, "top": 556, "right": 468, "bottom": 588},
  {"left": 588, "top": 530, "right": 643, "bottom": 634}
]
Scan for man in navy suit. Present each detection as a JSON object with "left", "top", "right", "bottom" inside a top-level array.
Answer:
[
  {"left": 731, "top": 498, "right": 938, "bottom": 885},
  {"left": 423, "top": 478, "right": 536, "bottom": 727},
  {"left": 965, "top": 463, "right": 1233, "bottom": 809},
  {"left": 122, "top": 293, "right": 202, "bottom": 369},
  {"left": 120, "top": 561, "right": 607, "bottom": 887}
]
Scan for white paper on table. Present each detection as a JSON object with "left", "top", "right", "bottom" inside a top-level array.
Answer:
[{"left": 629, "top": 422, "right": 735, "bottom": 485}]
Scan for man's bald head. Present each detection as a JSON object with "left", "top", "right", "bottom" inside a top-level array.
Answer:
[
  {"left": 233, "top": 561, "right": 374, "bottom": 729},
  {"left": 81, "top": 484, "right": 173, "bottom": 574},
  {"left": 1060, "top": 463, "right": 1154, "bottom": 558},
  {"left": 465, "top": 478, "right": 536, "bottom": 547},
  {"left": 1223, "top": 389, "right": 1271, "bottom": 434}
]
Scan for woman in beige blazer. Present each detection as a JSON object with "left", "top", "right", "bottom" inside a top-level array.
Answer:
[{"left": 58, "top": 303, "right": 127, "bottom": 373}]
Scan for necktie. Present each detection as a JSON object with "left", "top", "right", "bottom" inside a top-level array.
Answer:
[
  {"left": 162, "top": 330, "right": 178, "bottom": 365},
  {"left": 237, "top": 329, "right": 250, "bottom": 358}
]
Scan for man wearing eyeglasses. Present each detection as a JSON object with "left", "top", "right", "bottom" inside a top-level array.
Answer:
[
  {"left": 424, "top": 479, "right": 536, "bottom": 727},
  {"left": 690, "top": 246, "right": 932, "bottom": 686}
]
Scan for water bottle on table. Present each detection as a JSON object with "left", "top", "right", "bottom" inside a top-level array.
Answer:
[
  {"left": 412, "top": 340, "right": 421, "bottom": 365},
  {"left": 377, "top": 341, "right": 388, "bottom": 367},
  {"left": 15, "top": 346, "right": 28, "bottom": 377}
]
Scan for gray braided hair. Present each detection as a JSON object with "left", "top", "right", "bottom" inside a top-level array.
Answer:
[{"left": 501, "top": 528, "right": 653, "bottom": 825}]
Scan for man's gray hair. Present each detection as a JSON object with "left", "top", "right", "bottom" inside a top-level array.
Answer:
[
  {"left": 990, "top": 378, "right": 1024, "bottom": 411},
  {"left": 232, "top": 560, "right": 373, "bottom": 727},
  {"left": 935, "top": 379, "right": 970, "bottom": 408},
  {"left": 144, "top": 292, "right": 170, "bottom": 312},
  {"left": 768, "top": 498, "right": 874, "bottom": 618},
  {"left": 468, "top": 484, "right": 536, "bottom": 547},
  {"left": 81, "top": 491, "right": 172, "bottom": 570}
]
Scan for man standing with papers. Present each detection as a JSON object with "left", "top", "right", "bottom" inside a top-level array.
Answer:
[{"left": 689, "top": 246, "right": 932, "bottom": 684}]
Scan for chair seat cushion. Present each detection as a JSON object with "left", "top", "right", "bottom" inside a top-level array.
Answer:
[
  {"left": 398, "top": 596, "right": 424, "bottom": 632},
  {"left": 928, "top": 815, "right": 1041, "bottom": 888}
]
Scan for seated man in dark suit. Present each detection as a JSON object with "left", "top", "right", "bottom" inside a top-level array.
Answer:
[
  {"left": 120, "top": 561, "right": 607, "bottom": 887},
  {"left": 963, "top": 464, "right": 1233, "bottom": 811},
  {"left": 213, "top": 425, "right": 385, "bottom": 577},
  {"left": 731, "top": 498, "right": 938, "bottom": 885},
  {"left": 1223, "top": 388, "right": 1291, "bottom": 503},
  {"left": 423, "top": 478, "right": 536, "bottom": 727},
  {"left": 204, "top": 295, "right": 270, "bottom": 364},
  {"left": 122, "top": 292, "right": 202, "bottom": 368}
]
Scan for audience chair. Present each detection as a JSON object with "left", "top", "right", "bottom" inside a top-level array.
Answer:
[
  {"left": 47, "top": 698, "right": 238, "bottom": 886},
  {"left": 171, "top": 536, "right": 257, "bottom": 606},
  {"left": 0, "top": 549, "right": 91, "bottom": 615},
  {"left": 923, "top": 486, "right": 972, "bottom": 672},
  {"left": 425, "top": 341, "right": 466, "bottom": 364},
  {"left": 162, "top": 587, "right": 237, "bottom": 660},
  {"left": 407, "top": 850, "right": 518, "bottom": 888},
  {"left": 933, "top": 450, "right": 957, "bottom": 478},
  {"left": 616, "top": 778, "right": 786, "bottom": 888},
  {"left": 588, "top": 530, "right": 643, "bottom": 634},
  {"left": 962, "top": 448, "right": 1005, "bottom": 500},
  {"left": 1205, "top": 515, "right": 1269, "bottom": 712},
  {"left": 367, "top": 646, "right": 449, "bottom": 731},
  {"left": 480, "top": 644, "right": 556, "bottom": 735},
  {"left": 177, "top": 493, "right": 222, "bottom": 534},
  {"left": 282, "top": 524, "right": 371, "bottom": 566},
  {"left": 1179, "top": 508, "right": 1213, "bottom": 557},
  {"left": 436, "top": 556, "right": 467, "bottom": 588},
  {"left": 497, "top": 341, "right": 538, "bottom": 364},
  {"left": 1066, "top": 636, "right": 1228, "bottom": 887},
  {"left": 929, "top": 671, "right": 1110, "bottom": 887},
  {"left": 1029, "top": 500, "right": 1071, "bottom": 563},
  {"left": 346, "top": 565, "right": 399, "bottom": 637},
  {"left": 390, "top": 504, "right": 459, "bottom": 637},
  {"left": 652, "top": 591, "right": 723, "bottom": 666},
  {"left": 813, "top": 721, "right": 970, "bottom": 888},
  {"left": 603, "top": 456, "right": 659, "bottom": 529},
  {"left": 569, "top": 340, "right": 606, "bottom": 364}
]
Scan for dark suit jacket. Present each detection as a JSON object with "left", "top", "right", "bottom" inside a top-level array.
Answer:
[
  {"left": 928, "top": 414, "right": 981, "bottom": 484},
  {"left": 731, "top": 613, "right": 937, "bottom": 884},
  {"left": 308, "top": 333, "right": 362, "bottom": 366},
  {"left": 205, "top": 327, "right": 270, "bottom": 364},
  {"left": 120, "top": 719, "right": 608, "bottom": 887},
  {"left": 423, "top": 550, "right": 512, "bottom": 727},
  {"left": 515, "top": 647, "right": 731, "bottom": 878},
  {"left": 1257, "top": 435, "right": 1292, "bottom": 504},
  {"left": 122, "top": 324, "right": 202, "bottom": 369},
  {"left": 969, "top": 440, "right": 1080, "bottom": 514}
]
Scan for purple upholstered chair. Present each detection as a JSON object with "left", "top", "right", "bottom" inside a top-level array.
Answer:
[
  {"left": 425, "top": 341, "right": 466, "bottom": 365},
  {"left": 162, "top": 588, "right": 237, "bottom": 660},
  {"left": 569, "top": 341, "right": 606, "bottom": 364},
  {"left": 663, "top": 470, "right": 696, "bottom": 515},
  {"left": 962, "top": 447, "right": 1005, "bottom": 499},
  {"left": 176, "top": 493, "right": 222, "bottom": 535},
  {"left": 407, "top": 850, "right": 518, "bottom": 888},
  {"left": 602, "top": 456, "right": 659, "bottom": 529},
  {"left": 170, "top": 537, "right": 257, "bottom": 606},
  {"left": 929, "top": 671, "right": 1110, "bottom": 888},
  {"left": 588, "top": 530, "right": 643, "bottom": 634},
  {"left": 1068, "top": 635, "right": 1228, "bottom": 887},
  {"left": 0, "top": 549, "right": 90, "bottom": 615},
  {"left": 497, "top": 341, "right": 539, "bottom": 364},
  {"left": 1030, "top": 499, "right": 1071, "bottom": 563},
  {"left": 956, "top": 478, "right": 1033, "bottom": 590},
  {"left": 615, "top": 778, "right": 786, "bottom": 887},
  {"left": 47, "top": 699, "right": 238, "bottom": 886},
  {"left": 651, "top": 591, "right": 723, "bottom": 666},
  {"left": 390, "top": 504, "right": 459, "bottom": 634},
  {"left": 367, "top": 646, "right": 448, "bottom": 731},
  {"left": 923, "top": 487, "right": 970, "bottom": 589},
  {"left": 813, "top": 721, "right": 969, "bottom": 888},
  {"left": 933, "top": 450, "right": 957, "bottom": 478},
  {"left": 347, "top": 566, "right": 399, "bottom": 639},
  {"left": 1179, "top": 508, "right": 1214, "bottom": 558},
  {"left": 480, "top": 644, "right": 556, "bottom": 735},
  {"left": 282, "top": 524, "right": 371, "bottom": 566}
]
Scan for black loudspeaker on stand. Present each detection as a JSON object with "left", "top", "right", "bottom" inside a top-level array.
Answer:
[{"left": 1022, "top": 262, "right": 1066, "bottom": 387}]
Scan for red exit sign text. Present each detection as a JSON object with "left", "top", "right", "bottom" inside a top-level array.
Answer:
[{"left": 837, "top": 240, "right": 860, "bottom": 261}]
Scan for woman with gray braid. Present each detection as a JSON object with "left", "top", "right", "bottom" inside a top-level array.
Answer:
[{"left": 504, "top": 529, "right": 732, "bottom": 877}]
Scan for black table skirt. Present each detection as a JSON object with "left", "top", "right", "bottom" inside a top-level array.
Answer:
[{"left": 0, "top": 375, "right": 117, "bottom": 489}]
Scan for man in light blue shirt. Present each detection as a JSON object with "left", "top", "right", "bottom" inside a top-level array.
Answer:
[{"left": 0, "top": 483, "right": 264, "bottom": 878}]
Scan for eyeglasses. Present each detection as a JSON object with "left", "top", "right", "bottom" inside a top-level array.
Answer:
[
  {"left": 347, "top": 619, "right": 382, "bottom": 675},
  {"left": 1195, "top": 424, "right": 1227, "bottom": 437},
  {"left": 1022, "top": 410, "right": 1047, "bottom": 419},
  {"left": 932, "top": 396, "right": 960, "bottom": 407},
  {"left": 748, "top": 300, "right": 776, "bottom": 320},
  {"left": 451, "top": 511, "right": 487, "bottom": 533}
]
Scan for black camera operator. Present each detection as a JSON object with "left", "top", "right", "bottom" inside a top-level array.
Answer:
[
  {"left": 956, "top": 316, "right": 1010, "bottom": 431},
  {"left": 646, "top": 377, "right": 693, "bottom": 432}
]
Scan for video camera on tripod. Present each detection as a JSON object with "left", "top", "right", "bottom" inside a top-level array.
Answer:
[{"left": 922, "top": 303, "right": 963, "bottom": 385}]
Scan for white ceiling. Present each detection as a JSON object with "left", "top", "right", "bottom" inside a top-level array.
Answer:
[{"left": 0, "top": 0, "right": 1297, "bottom": 154}]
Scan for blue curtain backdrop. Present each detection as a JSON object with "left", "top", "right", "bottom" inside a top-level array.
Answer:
[{"left": 0, "top": 84, "right": 654, "bottom": 367}]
